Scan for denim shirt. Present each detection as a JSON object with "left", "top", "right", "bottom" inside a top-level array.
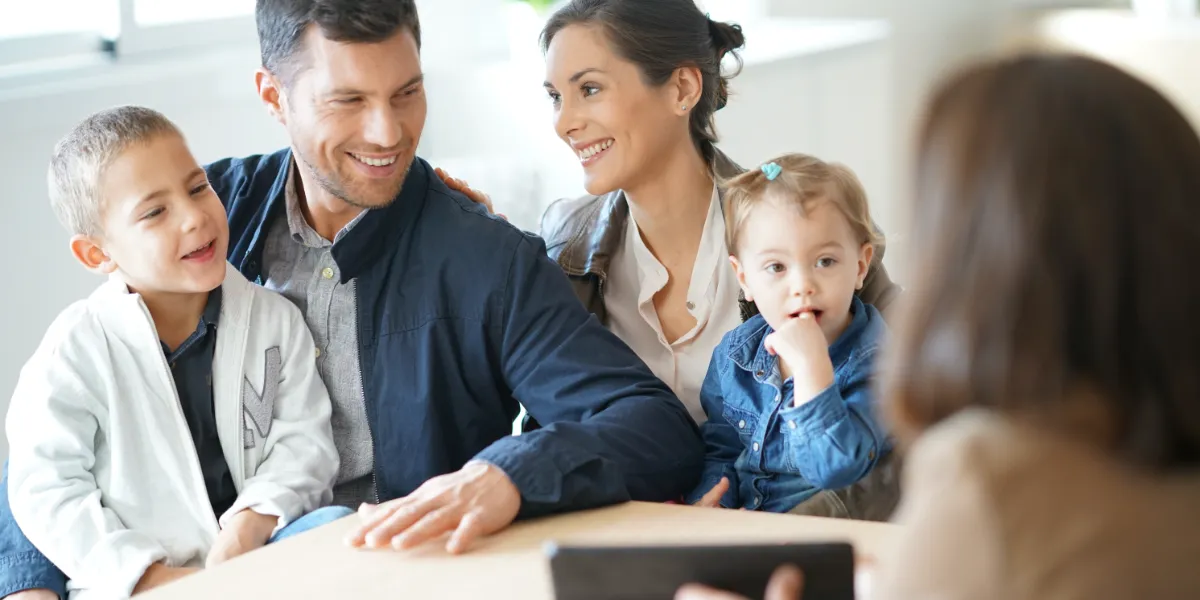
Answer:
[{"left": 685, "top": 296, "right": 889, "bottom": 513}]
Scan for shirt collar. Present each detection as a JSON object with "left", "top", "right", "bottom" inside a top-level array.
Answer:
[
  {"left": 200, "top": 286, "right": 223, "bottom": 328},
  {"left": 686, "top": 183, "right": 727, "bottom": 315},
  {"left": 625, "top": 182, "right": 723, "bottom": 303},
  {"left": 161, "top": 287, "right": 223, "bottom": 360},
  {"left": 283, "top": 158, "right": 370, "bottom": 248}
]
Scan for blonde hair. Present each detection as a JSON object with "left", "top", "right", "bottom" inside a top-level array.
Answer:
[
  {"left": 722, "top": 153, "right": 880, "bottom": 255},
  {"left": 47, "top": 105, "right": 181, "bottom": 236}
]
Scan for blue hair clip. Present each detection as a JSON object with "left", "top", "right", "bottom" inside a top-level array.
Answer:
[{"left": 760, "top": 162, "right": 782, "bottom": 181}]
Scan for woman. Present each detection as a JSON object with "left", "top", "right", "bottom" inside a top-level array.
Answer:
[
  {"left": 446, "top": 0, "right": 900, "bottom": 520},
  {"left": 678, "top": 52, "right": 1200, "bottom": 600},
  {"left": 540, "top": 0, "right": 900, "bottom": 522},
  {"left": 536, "top": 0, "right": 898, "bottom": 426}
]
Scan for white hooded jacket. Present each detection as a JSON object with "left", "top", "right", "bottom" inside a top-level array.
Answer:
[{"left": 6, "top": 264, "right": 338, "bottom": 599}]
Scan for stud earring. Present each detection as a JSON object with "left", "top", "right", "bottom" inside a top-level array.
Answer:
[{"left": 681, "top": 104, "right": 688, "bottom": 111}]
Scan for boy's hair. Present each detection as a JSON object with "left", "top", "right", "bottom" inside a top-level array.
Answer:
[
  {"left": 885, "top": 53, "right": 1200, "bottom": 468},
  {"left": 48, "top": 105, "right": 181, "bottom": 237},
  {"left": 721, "top": 153, "right": 881, "bottom": 255}
]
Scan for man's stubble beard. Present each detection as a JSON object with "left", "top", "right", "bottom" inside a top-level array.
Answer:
[{"left": 295, "top": 144, "right": 413, "bottom": 210}]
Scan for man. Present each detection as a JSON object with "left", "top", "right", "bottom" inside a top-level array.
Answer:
[{"left": 0, "top": 1, "right": 704, "bottom": 596}]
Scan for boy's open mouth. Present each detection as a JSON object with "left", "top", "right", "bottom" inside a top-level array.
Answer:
[{"left": 182, "top": 240, "right": 215, "bottom": 260}]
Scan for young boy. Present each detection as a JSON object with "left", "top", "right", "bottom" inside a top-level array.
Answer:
[
  {"left": 6, "top": 106, "right": 346, "bottom": 598},
  {"left": 686, "top": 153, "right": 890, "bottom": 513}
]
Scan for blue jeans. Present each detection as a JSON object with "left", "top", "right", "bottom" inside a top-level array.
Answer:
[{"left": 269, "top": 506, "right": 356, "bottom": 544}]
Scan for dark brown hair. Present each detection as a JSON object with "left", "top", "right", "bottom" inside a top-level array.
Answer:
[
  {"left": 884, "top": 53, "right": 1200, "bottom": 468},
  {"left": 722, "top": 153, "right": 880, "bottom": 255},
  {"left": 540, "top": 0, "right": 745, "bottom": 164},
  {"left": 256, "top": 0, "right": 422, "bottom": 86}
]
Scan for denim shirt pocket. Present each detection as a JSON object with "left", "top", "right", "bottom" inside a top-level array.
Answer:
[{"left": 722, "top": 403, "right": 758, "bottom": 447}]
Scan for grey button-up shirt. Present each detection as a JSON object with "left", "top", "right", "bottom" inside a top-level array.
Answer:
[{"left": 260, "top": 161, "right": 376, "bottom": 506}]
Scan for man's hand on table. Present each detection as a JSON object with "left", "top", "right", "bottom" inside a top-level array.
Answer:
[
  {"left": 4, "top": 590, "right": 58, "bottom": 600},
  {"left": 675, "top": 565, "right": 804, "bottom": 600},
  {"left": 346, "top": 461, "right": 521, "bottom": 554}
]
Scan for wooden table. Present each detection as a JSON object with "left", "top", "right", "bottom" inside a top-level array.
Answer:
[{"left": 145, "top": 502, "right": 897, "bottom": 599}]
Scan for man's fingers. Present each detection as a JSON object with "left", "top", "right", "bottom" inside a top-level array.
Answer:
[
  {"left": 765, "top": 565, "right": 804, "bottom": 600},
  {"left": 391, "top": 506, "right": 461, "bottom": 551},
  {"left": 363, "top": 497, "right": 442, "bottom": 548},
  {"left": 446, "top": 510, "right": 485, "bottom": 554},
  {"left": 345, "top": 496, "right": 420, "bottom": 547},
  {"left": 346, "top": 502, "right": 396, "bottom": 547}
]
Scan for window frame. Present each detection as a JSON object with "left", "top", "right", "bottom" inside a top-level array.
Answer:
[
  {"left": 114, "top": 0, "right": 257, "bottom": 56},
  {"left": 0, "top": 0, "right": 257, "bottom": 69}
]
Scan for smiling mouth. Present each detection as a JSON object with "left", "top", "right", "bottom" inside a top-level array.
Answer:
[
  {"left": 182, "top": 239, "right": 215, "bottom": 260},
  {"left": 576, "top": 139, "right": 613, "bottom": 165},
  {"left": 349, "top": 152, "right": 399, "bottom": 167}
]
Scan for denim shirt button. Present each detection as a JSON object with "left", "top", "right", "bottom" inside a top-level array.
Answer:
[
  {"left": 756, "top": 370, "right": 765, "bottom": 378},
  {"left": 788, "top": 421, "right": 797, "bottom": 430},
  {"left": 752, "top": 442, "right": 760, "bottom": 452},
  {"left": 738, "top": 420, "right": 746, "bottom": 429}
]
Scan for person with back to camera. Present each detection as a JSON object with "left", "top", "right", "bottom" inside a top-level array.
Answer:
[{"left": 676, "top": 52, "right": 1200, "bottom": 600}]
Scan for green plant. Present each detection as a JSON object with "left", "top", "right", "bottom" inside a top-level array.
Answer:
[{"left": 514, "top": 0, "right": 555, "bottom": 11}]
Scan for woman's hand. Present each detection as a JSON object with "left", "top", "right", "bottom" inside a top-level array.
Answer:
[
  {"left": 675, "top": 565, "right": 805, "bottom": 600},
  {"left": 434, "top": 168, "right": 505, "bottom": 220}
]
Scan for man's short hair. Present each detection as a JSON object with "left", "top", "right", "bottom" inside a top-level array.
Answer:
[
  {"left": 47, "top": 105, "right": 181, "bottom": 237},
  {"left": 256, "top": 0, "right": 422, "bottom": 86}
]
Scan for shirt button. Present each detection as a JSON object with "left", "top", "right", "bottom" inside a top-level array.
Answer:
[
  {"left": 322, "top": 267, "right": 335, "bottom": 279},
  {"left": 752, "top": 442, "right": 760, "bottom": 452},
  {"left": 686, "top": 301, "right": 696, "bottom": 310},
  {"left": 314, "top": 348, "right": 322, "bottom": 358},
  {"left": 738, "top": 420, "right": 746, "bottom": 429},
  {"left": 775, "top": 393, "right": 782, "bottom": 404},
  {"left": 789, "top": 421, "right": 797, "bottom": 430}
]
